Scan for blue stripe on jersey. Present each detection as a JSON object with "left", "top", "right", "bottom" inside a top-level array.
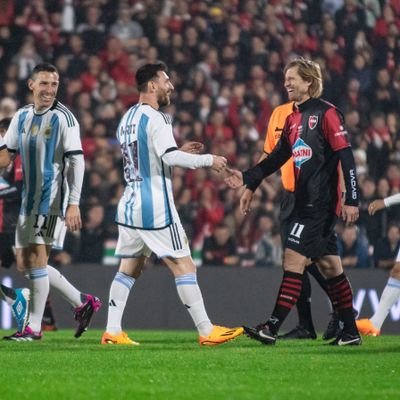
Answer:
[
  {"left": 39, "top": 114, "right": 59, "bottom": 214},
  {"left": 137, "top": 114, "right": 153, "bottom": 228},
  {"left": 161, "top": 163, "right": 172, "bottom": 226},
  {"left": 18, "top": 111, "right": 29, "bottom": 210},
  {"left": 27, "top": 114, "right": 42, "bottom": 214},
  {"left": 121, "top": 104, "right": 139, "bottom": 226}
]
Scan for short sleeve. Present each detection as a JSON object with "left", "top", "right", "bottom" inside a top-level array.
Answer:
[
  {"left": 322, "top": 108, "right": 351, "bottom": 151},
  {"left": 61, "top": 113, "right": 83, "bottom": 154},
  {"left": 149, "top": 112, "right": 178, "bottom": 157}
]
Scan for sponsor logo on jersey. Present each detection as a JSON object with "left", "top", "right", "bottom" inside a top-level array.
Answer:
[
  {"left": 308, "top": 115, "right": 318, "bottom": 130},
  {"left": 292, "top": 138, "right": 312, "bottom": 169},
  {"left": 334, "top": 125, "right": 348, "bottom": 137}
]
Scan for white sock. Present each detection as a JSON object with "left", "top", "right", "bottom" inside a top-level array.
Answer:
[
  {"left": 370, "top": 277, "right": 400, "bottom": 329},
  {"left": 29, "top": 267, "right": 49, "bottom": 333},
  {"left": 175, "top": 273, "right": 213, "bottom": 336},
  {"left": 47, "top": 265, "right": 82, "bottom": 308},
  {"left": 106, "top": 272, "right": 135, "bottom": 335}
]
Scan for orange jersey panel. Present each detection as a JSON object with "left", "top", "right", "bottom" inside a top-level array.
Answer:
[{"left": 263, "top": 102, "right": 295, "bottom": 192}]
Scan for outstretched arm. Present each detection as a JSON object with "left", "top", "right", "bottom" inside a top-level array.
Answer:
[
  {"left": 369, "top": 193, "right": 400, "bottom": 215},
  {"left": 162, "top": 149, "right": 227, "bottom": 172},
  {"left": 243, "top": 135, "right": 292, "bottom": 190}
]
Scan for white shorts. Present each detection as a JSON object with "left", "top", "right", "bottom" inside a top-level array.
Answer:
[
  {"left": 16, "top": 214, "right": 67, "bottom": 249},
  {"left": 115, "top": 222, "right": 191, "bottom": 259}
]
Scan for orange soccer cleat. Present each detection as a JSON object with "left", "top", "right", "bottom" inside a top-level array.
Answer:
[
  {"left": 356, "top": 319, "right": 381, "bottom": 337},
  {"left": 101, "top": 331, "right": 140, "bottom": 345},
  {"left": 199, "top": 325, "right": 244, "bottom": 346}
]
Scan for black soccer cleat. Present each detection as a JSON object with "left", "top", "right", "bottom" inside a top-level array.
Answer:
[
  {"left": 329, "top": 331, "right": 362, "bottom": 346},
  {"left": 323, "top": 312, "right": 342, "bottom": 340},
  {"left": 243, "top": 324, "right": 277, "bottom": 345},
  {"left": 278, "top": 325, "right": 317, "bottom": 340}
]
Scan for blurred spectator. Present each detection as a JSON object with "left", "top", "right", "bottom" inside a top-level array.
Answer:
[
  {"left": 78, "top": 203, "right": 106, "bottom": 264},
  {"left": 76, "top": 5, "right": 107, "bottom": 54},
  {"left": 0, "top": 97, "right": 17, "bottom": 119},
  {"left": 254, "top": 212, "right": 282, "bottom": 267},
  {"left": 202, "top": 223, "right": 239, "bottom": 266},
  {"left": 373, "top": 224, "right": 400, "bottom": 270},
  {"left": 110, "top": 5, "right": 144, "bottom": 52},
  {"left": 337, "top": 225, "right": 370, "bottom": 268},
  {"left": 12, "top": 38, "right": 42, "bottom": 81}
]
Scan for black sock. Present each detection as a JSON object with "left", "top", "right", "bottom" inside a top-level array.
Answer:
[
  {"left": 326, "top": 273, "right": 357, "bottom": 334},
  {"left": 295, "top": 271, "right": 316, "bottom": 333},
  {"left": 307, "top": 262, "right": 329, "bottom": 295},
  {"left": 269, "top": 271, "right": 303, "bottom": 335}
]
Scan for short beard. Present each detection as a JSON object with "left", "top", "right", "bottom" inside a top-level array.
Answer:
[{"left": 157, "top": 94, "right": 170, "bottom": 108}]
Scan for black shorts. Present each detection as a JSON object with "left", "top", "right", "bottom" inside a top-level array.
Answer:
[
  {"left": 0, "top": 232, "right": 16, "bottom": 269},
  {"left": 284, "top": 206, "right": 338, "bottom": 259},
  {"left": 279, "top": 190, "right": 296, "bottom": 247}
]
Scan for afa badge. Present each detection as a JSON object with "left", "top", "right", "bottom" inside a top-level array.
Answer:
[
  {"left": 43, "top": 126, "right": 52, "bottom": 139},
  {"left": 31, "top": 125, "right": 39, "bottom": 136},
  {"left": 308, "top": 115, "right": 318, "bottom": 130}
]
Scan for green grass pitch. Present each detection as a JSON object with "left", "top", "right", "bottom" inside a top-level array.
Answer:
[{"left": 0, "top": 329, "right": 399, "bottom": 400}]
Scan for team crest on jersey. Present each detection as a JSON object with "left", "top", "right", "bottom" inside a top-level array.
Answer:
[
  {"left": 292, "top": 138, "right": 312, "bottom": 169},
  {"left": 308, "top": 115, "right": 318, "bottom": 130},
  {"left": 43, "top": 126, "right": 52, "bottom": 139},
  {"left": 31, "top": 124, "right": 39, "bottom": 136}
]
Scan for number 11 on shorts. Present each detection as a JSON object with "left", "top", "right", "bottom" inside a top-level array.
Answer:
[{"left": 290, "top": 223, "right": 305, "bottom": 238}]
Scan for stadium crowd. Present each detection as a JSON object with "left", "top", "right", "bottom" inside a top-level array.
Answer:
[{"left": 1, "top": 0, "right": 400, "bottom": 269}]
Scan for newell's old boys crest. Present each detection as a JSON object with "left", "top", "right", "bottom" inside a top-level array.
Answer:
[
  {"left": 308, "top": 115, "right": 318, "bottom": 130},
  {"left": 292, "top": 138, "right": 312, "bottom": 169}
]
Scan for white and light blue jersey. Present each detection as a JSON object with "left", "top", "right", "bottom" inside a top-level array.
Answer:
[
  {"left": 116, "top": 103, "right": 179, "bottom": 230},
  {"left": 5, "top": 101, "right": 83, "bottom": 216}
]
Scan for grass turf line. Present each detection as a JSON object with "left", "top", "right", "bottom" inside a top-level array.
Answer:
[{"left": 0, "top": 329, "right": 399, "bottom": 400}]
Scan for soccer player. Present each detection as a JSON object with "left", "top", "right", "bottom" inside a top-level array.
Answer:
[
  {"left": 226, "top": 58, "right": 361, "bottom": 346},
  {"left": 0, "top": 117, "right": 55, "bottom": 331},
  {"left": 101, "top": 62, "right": 243, "bottom": 346},
  {"left": 240, "top": 101, "right": 345, "bottom": 340},
  {"left": 356, "top": 193, "right": 400, "bottom": 336},
  {"left": 3, "top": 63, "right": 101, "bottom": 341}
]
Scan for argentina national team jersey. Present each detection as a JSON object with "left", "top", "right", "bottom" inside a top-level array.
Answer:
[
  {"left": 4, "top": 101, "right": 82, "bottom": 217},
  {"left": 116, "top": 103, "right": 179, "bottom": 230}
]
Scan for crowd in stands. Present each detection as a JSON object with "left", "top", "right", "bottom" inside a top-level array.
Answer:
[{"left": 1, "top": 0, "right": 400, "bottom": 269}]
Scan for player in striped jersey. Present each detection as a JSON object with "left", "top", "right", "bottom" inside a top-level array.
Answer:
[
  {"left": 102, "top": 62, "right": 243, "bottom": 346},
  {"left": 357, "top": 193, "right": 400, "bottom": 336},
  {"left": 3, "top": 63, "right": 101, "bottom": 341}
]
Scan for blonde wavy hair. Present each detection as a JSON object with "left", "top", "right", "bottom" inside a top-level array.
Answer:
[{"left": 284, "top": 58, "right": 323, "bottom": 98}]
